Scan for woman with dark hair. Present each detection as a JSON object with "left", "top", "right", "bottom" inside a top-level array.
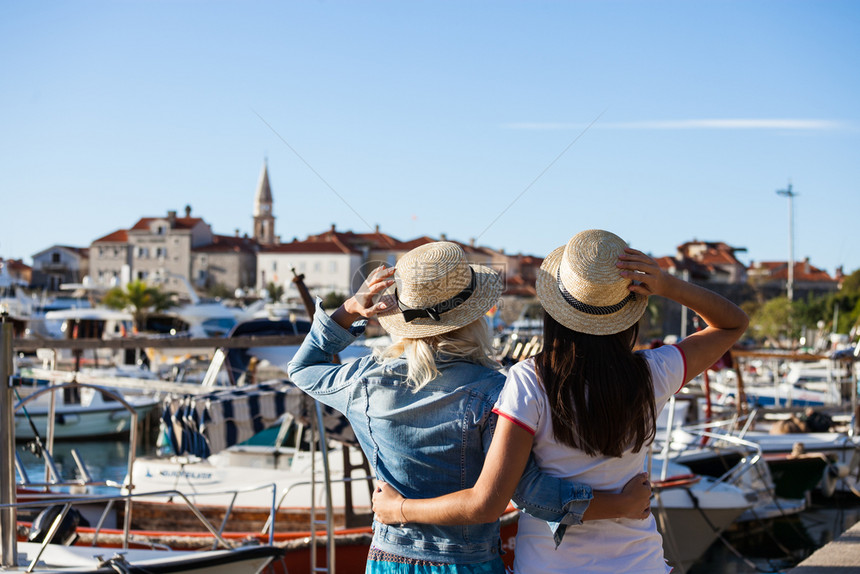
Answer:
[{"left": 373, "top": 230, "right": 749, "bottom": 573}]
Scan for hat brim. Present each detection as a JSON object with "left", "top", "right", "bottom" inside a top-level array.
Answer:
[
  {"left": 536, "top": 245, "right": 648, "bottom": 336},
  {"left": 377, "top": 264, "right": 502, "bottom": 338}
]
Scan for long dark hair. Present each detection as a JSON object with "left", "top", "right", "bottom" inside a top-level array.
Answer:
[{"left": 534, "top": 311, "right": 656, "bottom": 458}]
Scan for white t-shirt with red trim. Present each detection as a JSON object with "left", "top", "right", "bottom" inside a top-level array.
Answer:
[{"left": 494, "top": 344, "right": 686, "bottom": 574}]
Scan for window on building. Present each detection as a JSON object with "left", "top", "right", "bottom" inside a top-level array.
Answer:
[
  {"left": 137, "top": 271, "right": 147, "bottom": 280},
  {"left": 156, "top": 247, "right": 167, "bottom": 259},
  {"left": 329, "top": 261, "right": 338, "bottom": 273},
  {"left": 272, "top": 261, "right": 277, "bottom": 271},
  {"left": 51, "top": 253, "right": 61, "bottom": 264},
  {"left": 314, "top": 262, "right": 322, "bottom": 272}
]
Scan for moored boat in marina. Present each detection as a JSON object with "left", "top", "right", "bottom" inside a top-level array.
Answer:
[
  {"left": 2, "top": 317, "right": 284, "bottom": 574},
  {"left": 13, "top": 376, "right": 160, "bottom": 441}
]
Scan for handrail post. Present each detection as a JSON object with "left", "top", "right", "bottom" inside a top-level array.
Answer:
[
  {"left": 316, "top": 400, "right": 335, "bottom": 572},
  {"left": 1, "top": 317, "right": 18, "bottom": 567}
]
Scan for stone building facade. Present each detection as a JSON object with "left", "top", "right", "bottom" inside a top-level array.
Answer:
[{"left": 30, "top": 246, "right": 89, "bottom": 290}]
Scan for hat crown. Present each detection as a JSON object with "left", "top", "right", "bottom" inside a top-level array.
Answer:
[
  {"left": 395, "top": 242, "right": 473, "bottom": 308},
  {"left": 558, "top": 229, "right": 631, "bottom": 307}
]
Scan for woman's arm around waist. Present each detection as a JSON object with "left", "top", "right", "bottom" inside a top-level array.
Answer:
[{"left": 372, "top": 416, "right": 652, "bottom": 525}]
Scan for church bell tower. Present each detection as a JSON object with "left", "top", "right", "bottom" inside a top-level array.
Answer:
[{"left": 253, "top": 160, "right": 276, "bottom": 245}]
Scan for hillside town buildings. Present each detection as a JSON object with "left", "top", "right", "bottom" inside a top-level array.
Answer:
[{"left": 4, "top": 164, "right": 844, "bottom": 328}]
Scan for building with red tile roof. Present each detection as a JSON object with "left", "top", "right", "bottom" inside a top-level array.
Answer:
[
  {"left": 90, "top": 205, "right": 259, "bottom": 295},
  {"left": 257, "top": 225, "right": 541, "bottom": 303},
  {"left": 0, "top": 257, "right": 32, "bottom": 286},
  {"left": 748, "top": 257, "right": 838, "bottom": 298},
  {"left": 674, "top": 240, "right": 748, "bottom": 284}
]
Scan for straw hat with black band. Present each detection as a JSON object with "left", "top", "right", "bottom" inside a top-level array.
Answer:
[
  {"left": 536, "top": 229, "right": 648, "bottom": 336},
  {"left": 377, "top": 241, "right": 502, "bottom": 338}
]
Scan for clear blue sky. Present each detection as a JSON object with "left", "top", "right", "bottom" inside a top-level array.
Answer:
[{"left": 2, "top": 1, "right": 858, "bottom": 278}]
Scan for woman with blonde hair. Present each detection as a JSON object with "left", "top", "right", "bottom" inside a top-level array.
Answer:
[
  {"left": 287, "top": 241, "right": 650, "bottom": 574},
  {"left": 372, "top": 230, "right": 749, "bottom": 573}
]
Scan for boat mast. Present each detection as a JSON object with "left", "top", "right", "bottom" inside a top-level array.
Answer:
[{"left": 776, "top": 183, "right": 797, "bottom": 301}]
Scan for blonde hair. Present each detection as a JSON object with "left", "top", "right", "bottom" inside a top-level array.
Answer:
[{"left": 374, "top": 319, "right": 499, "bottom": 389}]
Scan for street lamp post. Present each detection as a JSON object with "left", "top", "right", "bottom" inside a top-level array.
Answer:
[{"left": 776, "top": 183, "right": 797, "bottom": 301}]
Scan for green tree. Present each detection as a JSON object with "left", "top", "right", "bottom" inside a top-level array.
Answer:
[
  {"left": 840, "top": 268, "right": 860, "bottom": 294},
  {"left": 749, "top": 296, "right": 799, "bottom": 349},
  {"left": 266, "top": 282, "right": 285, "bottom": 303},
  {"left": 322, "top": 291, "right": 347, "bottom": 309},
  {"left": 836, "top": 268, "right": 860, "bottom": 334},
  {"left": 102, "top": 280, "right": 176, "bottom": 332},
  {"left": 205, "top": 282, "right": 233, "bottom": 300}
]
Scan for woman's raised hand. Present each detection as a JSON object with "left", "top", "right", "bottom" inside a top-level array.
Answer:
[
  {"left": 344, "top": 265, "right": 397, "bottom": 319},
  {"left": 619, "top": 247, "right": 749, "bottom": 385},
  {"left": 616, "top": 248, "right": 673, "bottom": 299},
  {"left": 372, "top": 480, "right": 407, "bottom": 525}
]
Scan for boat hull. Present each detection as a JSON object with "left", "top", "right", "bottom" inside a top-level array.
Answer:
[
  {"left": 651, "top": 481, "right": 752, "bottom": 574},
  {"left": 16, "top": 541, "right": 280, "bottom": 574}
]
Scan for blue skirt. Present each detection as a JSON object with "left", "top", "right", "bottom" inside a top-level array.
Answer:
[{"left": 365, "top": 547, "right": 506, "bottom": 574}]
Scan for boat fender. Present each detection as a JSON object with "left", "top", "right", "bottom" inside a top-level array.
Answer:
[
  {"left": 820, "top": 463, "right": 851, "bottom": 498},
  {"left": 28, "top": 505, "right": 86, "bottom": 546}
]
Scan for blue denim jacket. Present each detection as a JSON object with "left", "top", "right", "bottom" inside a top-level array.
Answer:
[{"left": 287, "top": 301, "right": 591, "bottom": 563}]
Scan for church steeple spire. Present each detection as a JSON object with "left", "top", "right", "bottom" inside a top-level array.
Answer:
[{"left": 253, "top": 160, "right": 276, "bottom": 245}]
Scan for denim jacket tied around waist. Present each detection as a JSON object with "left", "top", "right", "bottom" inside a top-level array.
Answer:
[{"left": 287, "top": 301, "right": 590, "bottom": 563}]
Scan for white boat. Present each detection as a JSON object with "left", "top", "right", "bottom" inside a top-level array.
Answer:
[
  {"left": 656, "top": 403, "right": 860, "bottom": 499},
  {"left": 36, "top": 307, "right": 135, "bottom": 367},
  {"left": 14, "top": 379, "right": 160, "bottom": 441},
  {"left": 708, "top": 375, "right": 836, "bottom": 408},
  {"left": 649, "top": 458, "right": 754, "bottom": 574},
  {"left": 13, "top": 541, "right": 279, "bottom": 573},
  {"left": 650, "top": 403, "right": 811, "bottom": 573},
  {"left": 728, "top": 428, "right": 860, "bottom": 496},
  {"left": 709, "top": 352, "right": 857, "bottom": 409}
]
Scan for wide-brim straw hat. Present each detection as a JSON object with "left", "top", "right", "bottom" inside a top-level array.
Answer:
[
  {"left": 536, "top": 229, "right": 648, "bottom": 336},
  {"left": 377, "top": 241, "right": 502, "bottom": 338}
]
